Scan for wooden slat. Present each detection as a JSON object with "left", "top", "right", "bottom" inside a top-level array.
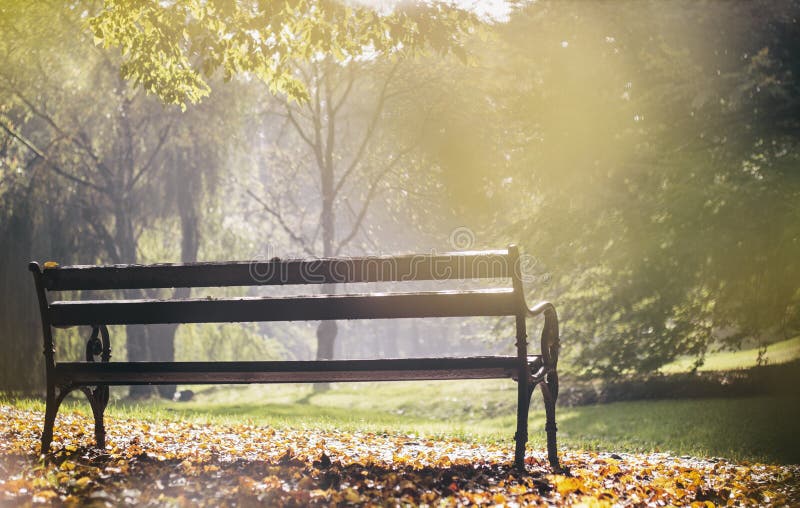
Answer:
[
  {"left": 52, "top": 356, "right": 542, "bottom": 385},
  {"left": 40, "top": 250, "right": 511, "bottom": 291},
  {"left": 48, "top": 288, "right": 518, "bottom": 326}
]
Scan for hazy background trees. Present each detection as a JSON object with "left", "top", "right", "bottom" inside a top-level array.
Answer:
[{"left": 1, "top": 0, "right": 798, "bottom": 393}]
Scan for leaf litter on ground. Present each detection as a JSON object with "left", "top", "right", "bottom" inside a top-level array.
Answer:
[{"left": 0, "top": 405, "right": 797, "bottom": 506}]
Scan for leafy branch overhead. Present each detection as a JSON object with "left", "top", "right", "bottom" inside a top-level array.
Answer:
[{"left": 88, "top": 0, "right": 477, "bottom": 107}]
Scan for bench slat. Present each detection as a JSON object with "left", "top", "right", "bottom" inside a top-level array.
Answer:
[
  {"left": 53, "top": 356, "right": 542, "bottom": 385},
  {"left": 48, "top": 288, "right": 518, "bottom": 326},
  {"left": 40, "top": 250, "right": 511, "bottom": 291}
]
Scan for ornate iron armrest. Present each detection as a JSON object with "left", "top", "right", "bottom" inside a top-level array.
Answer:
[{"left": 526, "top": 301, "right": 560, "bottom": 370}]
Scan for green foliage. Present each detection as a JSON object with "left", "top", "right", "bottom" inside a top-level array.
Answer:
[
  {"left": 89, "top": 0, "right": 477, "bottom": 107},
  {"left": 547, "top": 0, "right": 800, "bottom": 375},
  {"left": 409, "top": 0, "right": 800, "bottom": 376}
]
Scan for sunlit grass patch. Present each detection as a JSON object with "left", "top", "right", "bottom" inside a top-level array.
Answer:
[
  {"left": 7, "top": 381, "right": 797, "bottom": 464},
  {"left": 660, "top": 336, "right": 800, "bottom": 373}
]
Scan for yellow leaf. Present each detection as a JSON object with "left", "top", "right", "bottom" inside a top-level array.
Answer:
[
  {"left": 553, "top": 475, "right": 583, "bottom": 496},
  {"left": 43, "top": 261, "right": 59, "bottom": 269},
  {"left": 32, "top": 490, "right": 58, "bottom": 503},
  {"left": 492, "top": 492, "right": 507, "bottom": 504},
  {"left": 63, "top": 494, "right": 81, "bottom": 507},
  {"left": 32, "top": 477, "right": 50, "bottom": 488},
  {"left": 509, "top": 484, "right": 529, "bottom": 495},
  {"left": 574, "top": 495, "right": 612, "bottom": 508},
  {"left": 343, "top": 487, "right": 361, "bottom": 503}
]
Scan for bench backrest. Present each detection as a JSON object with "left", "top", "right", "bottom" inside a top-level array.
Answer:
[
  {"left": 30, "top": 247, "right": 527, "bottom": 328},
  {"left": 37, "top": 250, "right": 514, "bottom": 290}
]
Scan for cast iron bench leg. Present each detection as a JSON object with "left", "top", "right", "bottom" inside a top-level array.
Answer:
[
  {"left": 41, "top": 384, "right": 70, "bottom": 454},
  {"left": 513, "top": 376, "right": 529, "bottom": 470},
  {"left": 42, "top": 325, "right": 111, "bottom": 453},
  {"left": 541, "top": 371, "right": 561, "bottom": 472},
  {"left": 41, "top": 384, "right": 108, "bottom": 453},
  {"left": 514, "top": 378, "right": 535, "bottom": 470}
]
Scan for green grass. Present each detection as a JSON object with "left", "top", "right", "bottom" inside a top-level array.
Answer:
[
  {"left": 660, "top": 336, "right": 800, "bottom": 373},
  {"left": 9, "top": 379, "right": 799, "bottom": 464}
]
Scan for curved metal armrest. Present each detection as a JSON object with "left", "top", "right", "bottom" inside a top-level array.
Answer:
[{"left": 526, "top": 301, "right": 560, "bottom": 368}]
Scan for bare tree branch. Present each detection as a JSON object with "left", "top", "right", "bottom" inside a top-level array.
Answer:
[
  {"left": 332, "top": 64, "right": 357, "bottom": 114},
  {"left": 335, "top": 147, "right": 409, "bottom": 255},
  {"left": 286, "top": 106, "right": 317, "bottom": 150},
  {"left": 0, "top": 117, "right": 107, "bottom": 193},
  {"left": 128, "top": 121, "right": 173, "bottom": 191},
  {"left": 323, "top": 61, "right": 336, "bottom": 175},
  {"left": 243, "top": 186, "right": 316, "bottom": 256},
  {"left": 84, "top": 210, "right": 122, "bottom": 264},
  {"left": 333, "top": 60, "right": 401, "bottom": 197},
  {"left": 10, "top": 90, "right": 111, "bottom": 180},
  {"left": 310, "top": 67, "right": 327, "bottom": 173}
]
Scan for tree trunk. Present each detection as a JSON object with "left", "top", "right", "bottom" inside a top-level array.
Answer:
[
  {"left": 383, "top": 320, "right": 399, "bottom": 358},
  {"left": 151, "top": 154, "right": 200, "bottom": 399},
  {"left": 115, "top": 204, "right": 154, "bottom": 399},
  {"left": 0, "top": 197, "right": 43, "bottom": 392},
  {"left": 316, "top": 320, "right": 338, "bottom": 361},
  {"left": 314, "top": 149, "right": 337, "bottom": 391}
]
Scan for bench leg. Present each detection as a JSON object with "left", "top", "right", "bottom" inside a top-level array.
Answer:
[
  {"left": 513, "top": 377, "right": 536, "bottom": 470},
  {"left": 82, "top": 386, "right": 109, "bottom": 449},
  {"left": 540, "top": 372, "right": 562, "bottom": 472},
  {"left": 41, "top": 384, "right": 71, "bottom": 454}
]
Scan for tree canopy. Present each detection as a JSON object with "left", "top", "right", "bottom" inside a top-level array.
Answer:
[{"left": 89, "top": 0, "right": 477, "bottom": 107}]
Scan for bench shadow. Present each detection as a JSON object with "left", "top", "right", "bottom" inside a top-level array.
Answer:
[{"left": 295, "top": 391, "right": 316, "bottom": 405}]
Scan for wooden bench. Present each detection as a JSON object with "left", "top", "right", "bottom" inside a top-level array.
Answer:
[{"left": 29, "top": 245, "right": 561, "bottom": 470}]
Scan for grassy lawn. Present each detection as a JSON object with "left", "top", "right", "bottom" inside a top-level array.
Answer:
[
  {"left": 11, "top": 379, "right": 799, "bottom": 464},
  {"left": 660, "top": 335, "right": 800, "bottom": 373}
]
